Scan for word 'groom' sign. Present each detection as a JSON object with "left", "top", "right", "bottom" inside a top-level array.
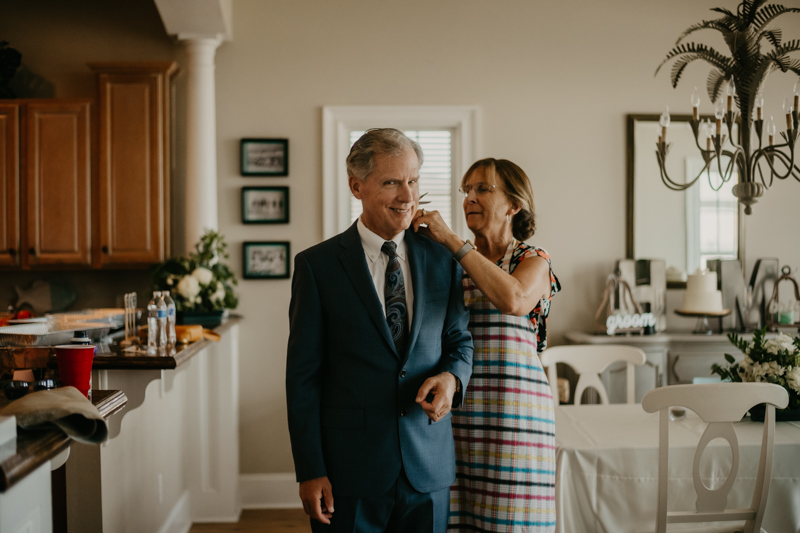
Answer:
[{"left": 606, "top": 313, "right": 656, "bottom": 335}]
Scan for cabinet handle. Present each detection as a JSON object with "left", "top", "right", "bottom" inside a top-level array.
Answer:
[
  {"left": 8, "top": 248, "right": 15, "bottom": 257},
  {"left": 102, "top": 245, "right": 109, "bottom": 254},
  {"left": 29, "top": 248, "right": 36, "bottom": 256}
]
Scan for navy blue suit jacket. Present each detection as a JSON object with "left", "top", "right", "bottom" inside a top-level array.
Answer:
[{"left": 286, "top": 222, "right": 473, "bottom": 497}]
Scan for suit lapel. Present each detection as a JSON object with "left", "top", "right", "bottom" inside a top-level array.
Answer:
[
  {"left": 404, "top": 230, "right": 425, "bottom": 362},
  {"left": 338, "top": 223, "right": 399, "bottom": 358}
]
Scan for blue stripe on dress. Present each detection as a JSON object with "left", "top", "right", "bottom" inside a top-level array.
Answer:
[
  {"left": 472, "top": 359, "right": 546, "bottom": 373},
  {"left": 455, "top": 460, "right": 556, "bottom": 476},
  {"left": 458, "top": 411, "right": 556, "bottom": 425},
  {"left": 449, "top": 510, "right": 557, "bottom": 527}
]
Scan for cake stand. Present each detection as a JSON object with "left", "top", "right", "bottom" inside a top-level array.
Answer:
[{"left": 675, "top": 309, "right": 731, "bottom": 335}]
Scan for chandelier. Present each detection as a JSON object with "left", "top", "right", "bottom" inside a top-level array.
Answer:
[{"left": 655, "top": 0, "right": 800, "bottom": 214}]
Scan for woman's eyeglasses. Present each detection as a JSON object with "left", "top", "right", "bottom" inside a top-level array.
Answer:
[{"left": 458, "top": 183, "right": 496, "bottom": 197}]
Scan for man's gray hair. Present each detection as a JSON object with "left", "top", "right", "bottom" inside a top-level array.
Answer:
[{"left": 346, "top": 128, "right": 424, "bottom": 181}]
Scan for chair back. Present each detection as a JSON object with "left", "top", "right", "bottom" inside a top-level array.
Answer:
[
  {"left": 540, "top": 345, "right": 646, "bottom": 405},
  {"left": 641, "top": 383, "right": 789, "bottom": 533}
]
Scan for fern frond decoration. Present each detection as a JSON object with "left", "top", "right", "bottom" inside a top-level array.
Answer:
[
  {"left": 706, "top": 69, "right": 730, "bottom": 103},
  {"left": 753, "top": 4, "right": 800, "bottom": 32},
  {"left": 787, "top": 58, "right": 800, "bottom": 77},
  {"left": 711, "top": 7, "right": 740, "bottom": 21},
  {"left": 655, "top": 43, "right": 733, "bottom": 79},
  {"left": 760, "top": 29, "right": 782, "bottom": 49},
  {"left": 765, "top": 39, "right": 800, "bottom": 59},
  {"left": 676, "top": 20, "right": 735, "bottom": 45}
]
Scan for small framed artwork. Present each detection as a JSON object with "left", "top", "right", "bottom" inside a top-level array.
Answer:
[
  {"left": 243, "top": 241, "right": 291, "bottom": 279},
  {"left": 242, "top": 186, "right": 289, "bottom": 224},
  {"left": 240, "top": 138, "right": 289, "bottom": 176}
]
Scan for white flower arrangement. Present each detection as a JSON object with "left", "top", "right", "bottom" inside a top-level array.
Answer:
[
  {"left": 151, "top": 231, "right": 238, "bottom": 312},
  {"left": 712, "top": 328, "right": 800, "bottom": 411}
]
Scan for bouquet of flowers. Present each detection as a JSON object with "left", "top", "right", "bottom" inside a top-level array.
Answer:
[
  {"left": 151, "top": 231, "right": 238, "bottom": 312},
  {"left": 711, "top": 327, "right": 800, "bottom": 411}
]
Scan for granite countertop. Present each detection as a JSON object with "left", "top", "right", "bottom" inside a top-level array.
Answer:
[
  {"left": 0, "top": 389, "right": 127, "bottom": 493},
  {"left": 0, "top": 315, "right": 242, "bottom": 372}
]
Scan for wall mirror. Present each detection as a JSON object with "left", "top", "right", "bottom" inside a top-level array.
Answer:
[{"left": 626, "top": 114, "right": 743, "bottom": 282}]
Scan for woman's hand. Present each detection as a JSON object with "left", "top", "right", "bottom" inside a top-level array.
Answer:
[{"left": 412, "top": 209, "right": 462, "bottom": 253}]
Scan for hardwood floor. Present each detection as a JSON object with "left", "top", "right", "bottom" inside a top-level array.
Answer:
[{"left": 189, "top": 509, "right": 311, "bottom": 532}]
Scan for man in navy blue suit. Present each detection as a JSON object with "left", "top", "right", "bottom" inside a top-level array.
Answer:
[{"left": 286, "top": 128, "right": 473, "bottom": 532}]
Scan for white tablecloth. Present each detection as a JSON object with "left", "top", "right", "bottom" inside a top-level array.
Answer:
[{"left": 555, "top": 404, "right": 800, "bottom": 533}]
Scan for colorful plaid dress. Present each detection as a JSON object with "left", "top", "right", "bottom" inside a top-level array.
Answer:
[{"left": 449, "top": 240, "right": 561, "bottom": 532}]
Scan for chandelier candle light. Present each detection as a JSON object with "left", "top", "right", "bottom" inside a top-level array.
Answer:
[{"left": 655, "top": 0, "right": 800, "bottom": 214}]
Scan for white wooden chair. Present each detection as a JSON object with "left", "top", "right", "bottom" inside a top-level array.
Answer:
[
  {"left": 641, "top": 383, "right": 789, "bottom": 533},
  {"left": 540, "top": 345, "right": 646, "bottom": 405}
]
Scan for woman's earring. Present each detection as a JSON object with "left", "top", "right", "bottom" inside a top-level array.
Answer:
[{"left": 506, "top": 214, "right": 511, "bottom": 224}]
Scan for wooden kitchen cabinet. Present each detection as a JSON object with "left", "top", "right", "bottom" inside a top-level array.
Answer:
[
  {"left": 90, "top": 62, "right": 176, "bottom": 267},
  {"left": 0, "top": 100, "right": 93, "bottom": 269},
  {"left": 21, "top": 100, "right": 93, "bottom": 268},
  {"left": 0, "top": 104, "right": 20, "bottom": 267}
]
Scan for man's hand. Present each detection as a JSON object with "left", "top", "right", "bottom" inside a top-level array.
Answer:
[
  {"left": 415, "top": 372, "right": 457, "bottom": 422},
  {"left": 299, "top": 476, "right": 334, "bottom": 524}
]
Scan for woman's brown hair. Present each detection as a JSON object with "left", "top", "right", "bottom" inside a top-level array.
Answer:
[{"left": 462, "top": 158, "right": 536, "bottom": 240}]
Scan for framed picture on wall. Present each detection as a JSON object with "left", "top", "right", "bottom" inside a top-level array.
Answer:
[
  {"left": 241, "top": 186, "right": 289, "bottom": 224},
  {"left": 243, "top": 241, "right": 290, "bottom": 279},
  {"left": 240, "top": 138, "right": 289, "bottom": 176}
]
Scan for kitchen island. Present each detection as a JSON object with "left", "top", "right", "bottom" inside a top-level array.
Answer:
[{"left": 0, "top": 316, "right": 242, "bottom": 533}]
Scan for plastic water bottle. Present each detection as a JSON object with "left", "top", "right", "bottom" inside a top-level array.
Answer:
[
  {"left": 162, "top": 290, "right": 177, "bottom": 346},
  {"left": 147, "top": 291, "right": 161, "bottom": 353},
  {"left": 156, "top": 292, "right": 168, "bottom": 349}
]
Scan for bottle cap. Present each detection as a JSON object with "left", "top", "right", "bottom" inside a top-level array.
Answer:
[
  {"left": 70, "top": 330, "right": 93, "bottom": 345},
  {"left": 154, "top": 291, "right": 162, "bottom": 297}
]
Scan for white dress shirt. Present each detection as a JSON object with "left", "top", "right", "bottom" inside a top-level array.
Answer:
[{"left": 357, "top": 217, "right": 414, "bottom": 325}]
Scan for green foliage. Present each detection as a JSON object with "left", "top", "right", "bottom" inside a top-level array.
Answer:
[
  {"left": 150, "top": 231, "right": 239, "bottom": 312},
  {"left": 711, "top": 326, "right": 800, "bottom": 410}
]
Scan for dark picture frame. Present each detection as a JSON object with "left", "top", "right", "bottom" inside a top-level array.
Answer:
[
  {"left": 240, "top": 138, "right": 289, "bottom": 176},
  {"left": 241, "top": 186, "right": 289, "bottom": 224},
  {"left": 243, "top": 241, "right": 291, "bottom": 279}
]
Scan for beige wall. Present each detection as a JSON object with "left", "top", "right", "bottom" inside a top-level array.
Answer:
[
  {"left": 218, "top": 0, "right": 800, "bottom": 474},
  {"left": 4, "top": 0, "right": 799, "bottom": 477}
]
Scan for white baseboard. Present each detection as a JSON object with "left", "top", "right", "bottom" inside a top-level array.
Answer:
[
  {"left": 158, "top": 490, "right": 191, "bottom": 533},
  {"left": 240, "top": 473, "right": 303, "bottom": 509}
]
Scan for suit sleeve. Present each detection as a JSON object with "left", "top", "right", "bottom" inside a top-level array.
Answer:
[
  {"left": 438, "top": 260, "right": 473, "bottom": 408},
  {"left": 286, "top": 252, "right": 327, "bottom": 483}
]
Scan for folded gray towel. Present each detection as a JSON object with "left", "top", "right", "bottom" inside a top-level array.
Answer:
[{"left": 0, "top": 386, "right": 107, "bottom": 444}]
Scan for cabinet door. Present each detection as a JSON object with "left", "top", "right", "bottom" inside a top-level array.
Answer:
[
  {"left": 96, "top": 72, "right": 168, "bottom": 266},
  {"left": 22, "top": 101, "right": 92, "bottom": 267},
  {"left": 0, "top": 104, "right": 20, "bottom": 267}
]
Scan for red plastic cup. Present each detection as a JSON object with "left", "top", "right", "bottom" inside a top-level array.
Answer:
[{"left": 55, "top": 345, "right": 95, "bottom": 398}]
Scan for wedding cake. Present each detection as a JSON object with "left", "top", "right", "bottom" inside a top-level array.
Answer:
[{"left": 680, "top": 271, "right": 724, "bottom": 313}]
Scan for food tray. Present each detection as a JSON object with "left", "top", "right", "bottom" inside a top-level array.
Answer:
[
  {"left": 49, "top": 309, "right": 128, "bottom": 329},
  {"left": 0, "top": 323, "right": 112, "bottom": 347}
]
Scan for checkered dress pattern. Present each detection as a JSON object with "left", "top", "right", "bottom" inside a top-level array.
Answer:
[{"left": 449, "top": 241, "right": 561, "bottom": 532}]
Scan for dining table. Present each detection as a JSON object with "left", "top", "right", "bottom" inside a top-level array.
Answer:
[{"left": 554, "top": 404, "right": 800, "bottom": 533}]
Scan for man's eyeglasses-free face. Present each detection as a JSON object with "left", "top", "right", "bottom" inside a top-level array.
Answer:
[{"left": 458, "top": 182, "right": 497, "bottom": 197}]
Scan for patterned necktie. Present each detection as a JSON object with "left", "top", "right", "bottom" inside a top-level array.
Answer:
[{"left": 381, "top": 241, "right": 408, "bottom": 353}]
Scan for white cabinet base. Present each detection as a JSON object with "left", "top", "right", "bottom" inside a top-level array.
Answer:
[{"left": 0, "top": 462, "right": 52, "bottom": 533}]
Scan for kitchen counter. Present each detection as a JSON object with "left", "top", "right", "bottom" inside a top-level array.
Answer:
[
  {"left": 0, "top": 315, "right": 242, "bottom": 372},
  {"left": 1, "top": 315, "right": 241, "bottom": 530},
  {"left": 0, "top": 389, "right": 126, "bottom": 493}
]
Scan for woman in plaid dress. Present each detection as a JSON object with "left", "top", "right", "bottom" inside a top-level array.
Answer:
[{"left": 414, "top": 158, "right": 560, "bottom": 532}]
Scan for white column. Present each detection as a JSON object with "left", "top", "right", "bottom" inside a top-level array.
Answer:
[{"left": 182, "top": 36, "right": 222, "bottom": 252}]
